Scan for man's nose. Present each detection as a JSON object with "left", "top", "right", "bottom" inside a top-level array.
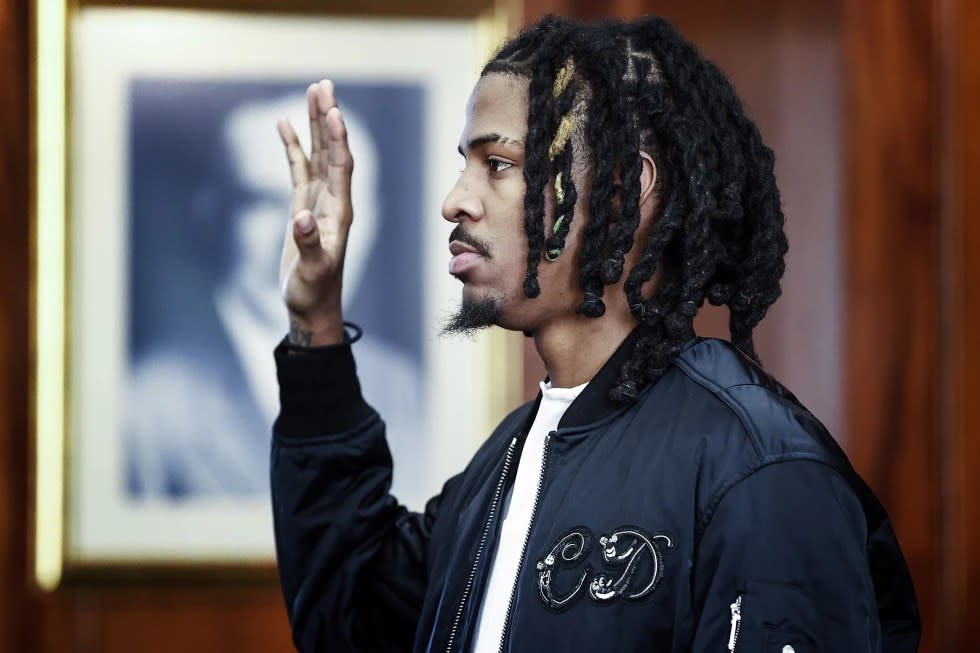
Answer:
[{"left": 441, "top": 177, "right": 484, "bottom": 224}]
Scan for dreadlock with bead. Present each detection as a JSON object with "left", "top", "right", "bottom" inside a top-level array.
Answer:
[{"left": 482, "top": 15, "right": 788, "bottom": 402}]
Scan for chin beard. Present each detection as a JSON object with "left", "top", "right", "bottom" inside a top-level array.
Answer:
[{"left": 440, "top": 295, "right": 501, "bottom": 338}]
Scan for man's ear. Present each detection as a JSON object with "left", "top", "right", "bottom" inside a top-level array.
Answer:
[
  {"left": 638, "top": 151, "right": 657, "bottom": 206},
  {"left": 610, "top": 153, "right": 655, "bottom": 218}
]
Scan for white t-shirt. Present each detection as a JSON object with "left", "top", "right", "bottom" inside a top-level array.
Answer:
[{"left": 472, "top": 379, "right": 588, "bottom": 653}]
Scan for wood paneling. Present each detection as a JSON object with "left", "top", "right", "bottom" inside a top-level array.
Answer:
[
  {"left": 81, "top": 590, "right": 292, "bottom": 653},
  {"left": 0, "top": 0, "right": 38, "bottom": 648},
  {"left": 843, "top": 2, "right": 942, "bottom": 651},
  {"left": 941, "top": 0, "right": 980, "bottom": 649},
  {"left": 81, "top": 0, "right": 492, "bottom": 18}
]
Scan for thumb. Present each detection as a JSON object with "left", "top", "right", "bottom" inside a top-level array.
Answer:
[{"left": 292, "top": 209, "right": 322, "bottom": 262}]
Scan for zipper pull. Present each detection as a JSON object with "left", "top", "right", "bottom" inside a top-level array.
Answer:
[{"left": 727, "top": 596, "right": 742, "bottom": 651}]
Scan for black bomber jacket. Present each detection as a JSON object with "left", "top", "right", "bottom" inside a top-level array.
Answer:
[{"left": 271, "top": 327, "right": 920, "bottom": 652}]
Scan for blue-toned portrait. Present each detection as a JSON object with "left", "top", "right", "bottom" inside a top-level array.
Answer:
[{"left": 125, "top": 79, "right": 427, "bottom": 502}]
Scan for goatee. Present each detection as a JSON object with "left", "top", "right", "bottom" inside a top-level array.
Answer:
[{"left": 440, "top": 296, "right": 501, "bottom": 338}]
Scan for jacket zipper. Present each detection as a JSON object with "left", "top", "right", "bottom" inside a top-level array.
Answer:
[
  {"left": 445, "top": 436, "right": 518, "bottom": 653},
  {"left": 727, "top": 595, "right": 742, "bottom": 652},
  {"left": 496, "top": 432, "right": 553, "bottom": 653}
]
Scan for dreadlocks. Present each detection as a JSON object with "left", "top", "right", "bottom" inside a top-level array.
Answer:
[{"left": 482, "top": 15, "right": 788, "bottom": 403}]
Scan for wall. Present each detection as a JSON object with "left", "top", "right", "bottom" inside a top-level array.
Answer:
[
  {"left": 843, "top": 2, "right": 941, "bottom": 649},
  {"left": 0, "top": 0, "right": 34, "bottom": 647}
]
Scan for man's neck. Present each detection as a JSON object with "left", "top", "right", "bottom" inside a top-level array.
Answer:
[{"left": 532, "top": 316, "right": 637, "bottom": 389}]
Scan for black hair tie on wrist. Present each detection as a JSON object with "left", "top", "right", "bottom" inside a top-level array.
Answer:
[{"left": 342, "top": 321, "right": 364, "bottom": 344}]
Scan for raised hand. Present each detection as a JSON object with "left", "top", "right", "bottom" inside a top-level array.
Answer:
[{"left": 277, "top": 79, "right": 353, "bottom": 347}]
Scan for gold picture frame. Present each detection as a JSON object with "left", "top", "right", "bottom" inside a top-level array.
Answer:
[{"left": 33, "top": 0, "right": 523, "bottom": 589}]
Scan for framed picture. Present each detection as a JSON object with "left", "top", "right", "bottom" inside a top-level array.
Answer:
[{"left": 32, "top": 0, "right": 522, "bottom": 586}]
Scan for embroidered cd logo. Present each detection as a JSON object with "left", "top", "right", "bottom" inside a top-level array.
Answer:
[
  {"left": 535, "top": 527, "right": 594, "bottom": 610},
  {"left": 535, "top": 526, "right": 672, "bottom": 611},
  {"left": 589, "top": 528, "right": 672, "bottom": 602}
]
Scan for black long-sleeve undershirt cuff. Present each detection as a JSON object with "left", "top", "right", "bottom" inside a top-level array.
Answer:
[{"left": 273, "top": 323, "right": 375, "bottom": 438}]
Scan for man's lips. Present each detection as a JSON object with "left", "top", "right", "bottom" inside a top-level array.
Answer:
[
  {"left": 448, "top": 240, "right": 485, "bottom": 275},
  {"left": 449, "top": 241, "right": 480, "bottom": 256}
]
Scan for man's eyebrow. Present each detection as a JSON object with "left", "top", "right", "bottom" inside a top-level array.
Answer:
[{"left": 457, "top": 132, "right": 524, "bottom": 155}]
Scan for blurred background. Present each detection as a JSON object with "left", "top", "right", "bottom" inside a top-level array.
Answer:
[{"left": 2, "top": 0, "right": 978, "bottom": 651}]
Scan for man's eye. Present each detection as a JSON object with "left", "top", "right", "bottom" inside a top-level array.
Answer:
[{"left": 488, "top": 158, "right": 513, "bottom": 174}]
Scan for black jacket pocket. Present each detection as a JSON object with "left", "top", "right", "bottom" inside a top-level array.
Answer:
[{"left": 732, "top": 580, "right": 823, "bottom": 653}]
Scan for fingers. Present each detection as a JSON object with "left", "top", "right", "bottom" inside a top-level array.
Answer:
[
  {"left": 308, "top": 80, "right": 336, "bottom": 178},
  {"left": 292, "top": 209, "right": 323, "bottom": 264},
  {"left": 281, "top": 79, "right": 350, "bottom": 206},
  {"left": 277, "top": 119, "right": 309, "bottom": 187},
  {"left": 324, "top": 106, "right": 353, "bottom": 203}
]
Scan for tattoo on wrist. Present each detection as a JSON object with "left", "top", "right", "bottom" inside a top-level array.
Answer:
[{"left": 289, "top": 320, "right": 313, "bottom": 347}]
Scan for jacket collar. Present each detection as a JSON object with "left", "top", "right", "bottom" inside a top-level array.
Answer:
[{"left": 550, "top": 325, "right": 648, "bottom": 431}]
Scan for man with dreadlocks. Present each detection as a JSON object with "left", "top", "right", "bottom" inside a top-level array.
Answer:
[{"left": 271, "top": 15, "right": 920, "bottom": 653}]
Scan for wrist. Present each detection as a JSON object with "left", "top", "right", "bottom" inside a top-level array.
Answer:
[{"left": 287, "top": 311, "right": 345, "bottom": 347}]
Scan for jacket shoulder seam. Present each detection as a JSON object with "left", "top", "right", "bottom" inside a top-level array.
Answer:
[
  {"left": 671, "top": 357, "right": 765, "bottom": 462},
  {"left": 696, "top": 454, "right": 847, "bottom": 537}
]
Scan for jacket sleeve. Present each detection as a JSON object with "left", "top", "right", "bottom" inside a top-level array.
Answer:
[
  {"left": 689, "top": 459, "right": 896, "bottom": 653},
  {"left": 270, "top": 332, "right": 454, "bottom": 653}
]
